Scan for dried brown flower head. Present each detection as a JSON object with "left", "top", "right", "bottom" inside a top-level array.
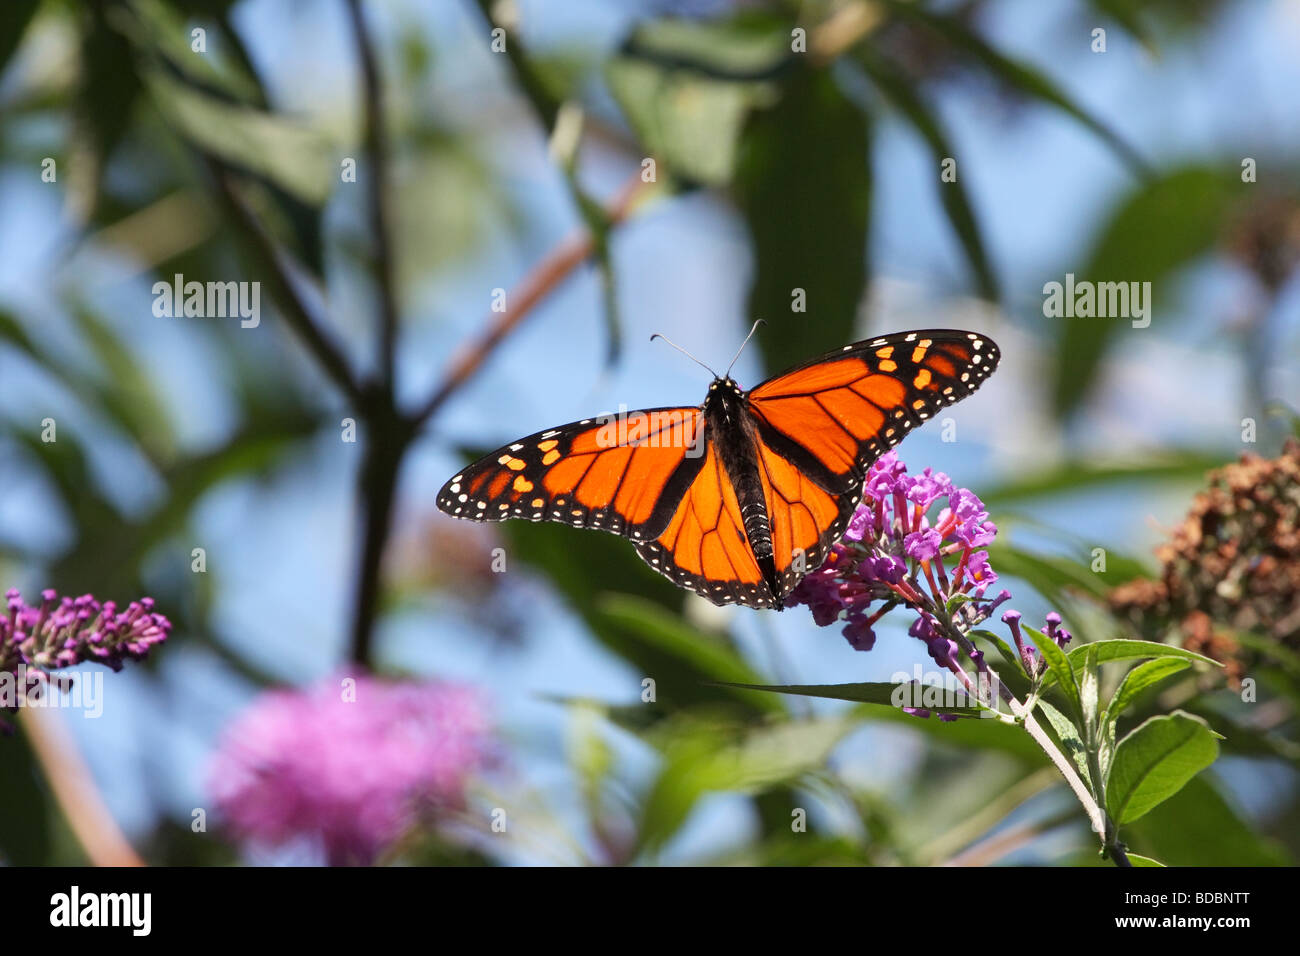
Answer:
[{"left": 1109, "top": 439, "right": 1300, "bottom": 683}]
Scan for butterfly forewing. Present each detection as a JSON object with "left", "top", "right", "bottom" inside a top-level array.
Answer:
[{"left": 437, "top": 407, "right": 705, "bottom": 539}]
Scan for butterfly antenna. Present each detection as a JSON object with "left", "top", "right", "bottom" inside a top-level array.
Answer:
[
  {"left": 650, "top": 333, "right": 718, "bottom": 378},
  {"left": 725, "top": 319, "right": 766, "bottom": 378}
]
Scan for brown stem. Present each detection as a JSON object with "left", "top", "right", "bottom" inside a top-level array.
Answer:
[
  {"left": 19, "top": 708, "right": 144, "bottom": 867},
  {"left": 412, "top": 173, "right": 651, "bottom": 426},
  {"left": 347, "top": 402, "right": 414, "bottom": 668},
  {"left": 344, "top": 0, "right": 400, "bottom": 386}
]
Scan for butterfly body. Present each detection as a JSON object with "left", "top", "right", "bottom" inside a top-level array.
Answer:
[
  {"left": 438, "top": 329, "right": 1000, "bottom": 610},
  {"left": 701, "top": 376, "right": 782, "bottom": 602}
]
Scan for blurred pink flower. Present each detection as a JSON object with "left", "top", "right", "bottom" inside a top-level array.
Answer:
[{"left": 208, "top": 674, "right": 493, "bottom": 865}]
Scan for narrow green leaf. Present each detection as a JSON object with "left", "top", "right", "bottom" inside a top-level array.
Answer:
[
  {"left": 879, "top": 1, "right": 1148, "bottom": 175},
  {"left": 970, "top": 628, "right": 1024, "bottom": 676},
  {"left": 1025, "top": 625, "right": 1081, "bottom": 719},
  {"left": 595, "top": 595, "right": 786, "bottom": 716},
  {"left": 1036, "top": 698, "right": 1092, "bottom": 789},
  {"left": 711, "top": 680, "right": 985, "bottom": 716},
  {"left": 1067, "top": 639, "right": 1218, "bottom": 672},
  {"left": 857, "top": 51, "right": 998, "bottom": 301},
  {"left": 1105, "top": 658, "right": 1191, "bottom": 725},
  {"left": 0, "top": 0, "right": 40, "bottom": 81},
  {"left": 1080, "top": 645, "right": 1100, "bottom": 743},
  {"left": 1127, "top": 853, "right": 1165, "bottom": 867},
  {"left": 1107, "top": 711, "right": 1221, "bottom": 825},
  {"left": 1039, "top": 638, "right": 1217, "bottom": 692},
  {"left": 734, "top": 65, "right": 871, "bottom": 374},
  {"left": 978, "top": 451, "right": 1227, "bottom": 506},
  {"left": 637, "top": 716, "right": 854, "bottom": 852}
]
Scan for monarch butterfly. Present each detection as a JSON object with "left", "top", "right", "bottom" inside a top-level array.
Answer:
[{"left": 437, "top": 328, "right": 999, "bottom": 609}]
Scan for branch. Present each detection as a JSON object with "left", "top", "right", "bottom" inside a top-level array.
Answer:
[
  {"left": 412, "top": 172, "right": 652, "bottom": 426},
  {"left": 19, "top": 708, "right": 144, "bottom": 867},
  {"left": 344, "top": 0, "right": 400, "bottom": 386},
  {"left": 206, "top": 157, "right": 366, "bottom": 406}
]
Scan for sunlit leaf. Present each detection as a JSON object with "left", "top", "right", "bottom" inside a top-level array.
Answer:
[{"left": 1106, "top": 710, "right": 1221, "bottom": 825}]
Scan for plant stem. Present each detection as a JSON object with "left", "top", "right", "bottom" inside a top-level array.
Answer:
[
  {"left": 205, "top": 158, "right": 365, "bottom": 406},
  {"left": 19, "top": 709, "right": 143, "bottom": 867},
  {"left": 344, "top": 0, "right": 400, "bottom": 387},
  {"left": 946, "top": 624, "right": 1119, "bottom": 860},
  {"left": 347, "top": 397, "right": 414, "bottom": 667}
]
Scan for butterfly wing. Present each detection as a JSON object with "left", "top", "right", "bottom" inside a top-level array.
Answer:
[
  {"left": 749, "top": 329, "right": 999, "bottom": 599},
  {"left": 437, "top": 407, "right": 706, "bottom": 540},
  {"left": 632, "top": 439, "right": 774, "bottom": 608},
  {"left": 438, "top": 330, "right": 998, "bottom": 611},
  {"left": 747, "top": 329, "right": 999, "bottom": 495},
  {"left": 631, "top": 330, "right": 1000, "bottom": 609}
]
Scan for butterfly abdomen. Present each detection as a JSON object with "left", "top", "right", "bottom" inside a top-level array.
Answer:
[{"left": 707, "top": 380, "right": 782, "bottom": 603}]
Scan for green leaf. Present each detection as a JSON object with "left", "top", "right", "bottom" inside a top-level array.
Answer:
[
  {"left": 637, "top": 715, "right": 855, "bottom": 852},
  {"left": 1051, "top": 166, "right": 1245, "bottom": 418},
  {"left": 1080, "top": 645, "right": 1100, "bottom": 743},
  {"left": 1125, "top": 774, "right": 1291, "bottom": 866},
  {"left": 1036, "top": 698, "right": 1091, "bottom": 788},
  {"left": 1025, "top": 625, "right": 1081, "bottom": 719},
  {"left": 1106, "top": 710, "right": 1221, "bottom": 825},
  {"left": 142, "top": 67, "right": 335, "bottom": 204},
  {"left": 879, "top": 1, "right": 1148, "bottom": 175},
  {"left": 1127, "top": 853, "right": 1165, "bottom": 867},
  {"left": 606, "top": 15, "right": 787, "bottom": 187},
  {"left": 1105, "top": 657, "right": 1191, "bottom": 725},
  {"left": 75, "top": 0, "right": 144, "bottom": 216},
  {"left": 0, "top": 720, "right": 53, "bottom": 865},
  {"left": 985, "top": 545, "right": 1113, "bottom": 603},
  {"left": 851, "top": 698, "right": 1050, "bottom": 764},
  {"left": 857, "top": 51, "right": 997, "bottom": 301},
  {"left": 0, "top": 0, "right": 40, "bottom": 81},
  {"left": 711, "top": 680, "right": 985, "bottom": 716},
  {"left": 970, "top": 628, "right": 1024, "bottom": 675},
  {"left": 1039, "top": 639, "right": 1218, "bottom": 692},
  {"left": 968, "top": 627, "right": 1032, "bottom": 698},
  {"left": 734, "top": 64, "right": 871, "bottom": 374},
  {"left": 594, "top": 595, "right": 786, "bottom": 716}
]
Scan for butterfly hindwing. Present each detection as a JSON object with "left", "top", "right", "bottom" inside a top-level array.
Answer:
[
  {"left": 632, "top": 440, "right": 774, "bottom": 608},
  {"left": 437, "top": 407, "right": 705, "bottom": 539}
]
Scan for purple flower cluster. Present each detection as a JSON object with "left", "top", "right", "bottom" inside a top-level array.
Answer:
[
  {"left": 1003, "top": 609, "right": 1073, "bottom": 679},
  {"left": 788, "top": 452, "right": 1007, "bottom": 657},
  {"left": 2, "top": 588, "right": 171, "bottom": 675},
  {"left": 787, "top": 453, "right": 1070, "bottom": 716},
  {"left": 208, "top": 674, "right": 495, "bottom": 866}
]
